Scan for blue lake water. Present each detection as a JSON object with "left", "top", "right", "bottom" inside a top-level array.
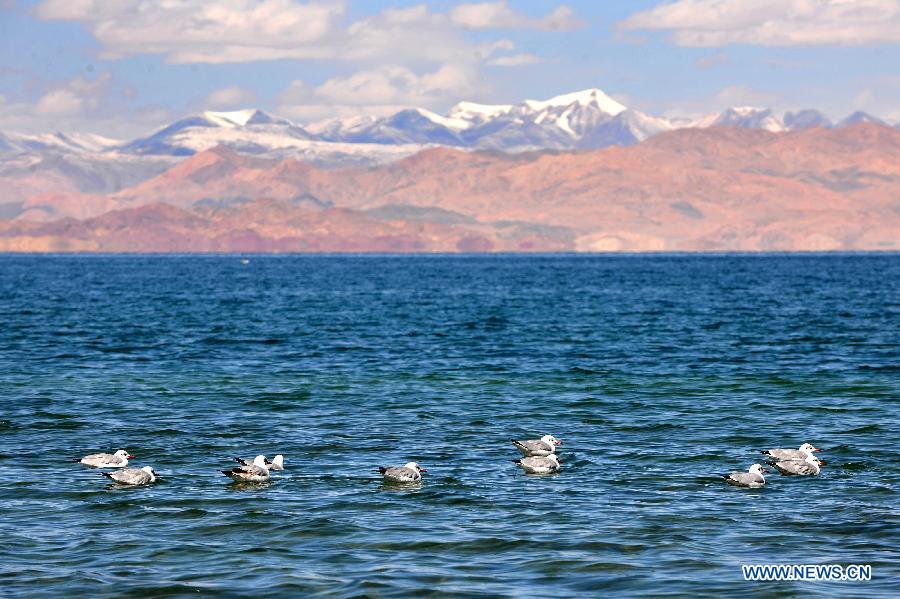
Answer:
[{"left": 0, "top": 254, "right": 898, "bottom": 597}]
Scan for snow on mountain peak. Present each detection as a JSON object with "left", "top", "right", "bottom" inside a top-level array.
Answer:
[
  {"left": 524, "top": 88, "right": 627, "bottom": 116},
  {"left": 203, "top": 109, "right": 255, "bottom": 127},
  {"left": 448, "top": 101, "right": 515, "bottom": 122},
  {"left": 411, "top": 107, "right": 472, "bottom": 131},
  {"left": 691, "top": 106, "right": 786, "bottom": 133},
  {"left": 202, "top": 109, "right": 274, "bottom": 128},
  {"left": 9, "top": 86, "right": 887, "bottom": 169},
  {"left": 729, "top": 106, "right": 763, "bottom": 116}
]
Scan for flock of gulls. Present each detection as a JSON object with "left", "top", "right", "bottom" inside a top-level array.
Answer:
[
  {"left": 74, "top": 434, "right": 566, "bottom": 486},
  {"left": 722, "top": 442, "right": 825, "bottom": 488},
  {"left": 76, "top": 436, "right": 820, "bottom": 489}
]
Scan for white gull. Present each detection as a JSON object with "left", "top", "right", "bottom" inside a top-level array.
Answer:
[
  {"left": 510, "top": 434, "right": 562, "bottom": 457},
  {"left": 770, "top": 453, "right": 824, "bottom": 476},
  {"left": 222, "top": 455, "right": 270, "bottom": 482},
  {"left": 234, "top": 454, "right": 284, "bottom": 471},
  {"left": 513, "top": 454, "right": 560, "bottom": 474},
  {"left": 378, "top": 462, "right": 426, "bottom": 483},
  {"left": 760, "top": 442, "right": 823, "bottom": 461},
  {"left": 77, "top": 449, "right": 135, "bottom": 468},
  {"left": 722, "top": 464, "right": 769, "bottom": 488},
  {"left": 102, "top": 466, "right": 159, "bottom": 486}
]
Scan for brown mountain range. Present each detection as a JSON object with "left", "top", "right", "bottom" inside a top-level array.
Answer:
[{"left": 2, "top": 123, "right": 899, "bottom": 252}]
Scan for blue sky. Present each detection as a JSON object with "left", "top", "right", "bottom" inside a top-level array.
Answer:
[{"left": 1, "top": 0, "right": 898, "bottom": 137}]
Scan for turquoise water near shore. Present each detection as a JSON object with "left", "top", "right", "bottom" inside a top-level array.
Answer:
[{"left": 0, "top": 254, "right": 898, "bottom": 597}]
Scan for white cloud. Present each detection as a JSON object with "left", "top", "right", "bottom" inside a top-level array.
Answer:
[
  {"left": 205, "top": 86, "right": 257, "bottom": 108},
  {"left": 340, "top": 4, "right": 496, "bottom": 65},
  {"left": 643, "top": 84, "right": 782, "bottom": 120},
  {"left": 694, "top": 51, "right": 730, "bottom": 69},
  {"left": 487, "top": 53, "right": 543, "bottom": 66},
  {"left": 35, "top": 89, "right": 85, "bottom": 116},
  {"left": 276, "top": 64, "right": 480, "bottom": 121},
  {"left": 0, "top": 71, "right": 181, "bottom": 137},
  {"left": 32, "top": 0, "right": 577, "bottom": 65},
  {"left": 712, "top": 84, "right": 778, "bottom": 108},
  {"left": 25, "top": 1, "right": 579, "bottom": 131},
  {"left": 450, "top": 2, "right": 582, "bottom": 31},
  {"left": 35, "top": 72, "right": 112, "bottom": 116},
  {"left": 34, "top": 0, "right": 345, "bottom": 63},
  {"left": 851, "top": 83, "right": 900, "bottom": 121},
  {"left": 620, "top": 0, "right": 900, "bottom": 46},
  {"left": 319, "top": 65, "right": 476, "bottom": 105},
  {"left": 22, "top": 1, "right": 582, "bottom": 132}
]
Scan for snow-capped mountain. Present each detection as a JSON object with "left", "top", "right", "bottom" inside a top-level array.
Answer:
[
  {"left": 120, "top": 109, "right": 315, "bottom": 156},
  {"left": 1, "top": 88, "right": 894, "bottom": 173},
  {"left": 313, "top": 108, "right": 465, "bottom": 146},
  {"left": 691, "top": 107, "right": 786, "bottom": 132},
  {"left": 0, "top": 131, "right": 120, "bottom": 155},
  {"left": 574, "top": 109, "right": 674, "bottom": 148},
  {"left": 108, "top": 90, "right": 662, "bottom": 157},
  {"left": 117, "top": 108, "right": 428, "bottom": 167},
  {"left": 314, "top": 88, "right": 662, "bottom": 151},
  {"left": 1, "top": 87, "right": 895, "bottom": 222},
  {"left": 784, "top": 109, "right": 832, "bottom": 130},
  {"left": 836, "top": 111, "right": 886, "bottom": 128}
]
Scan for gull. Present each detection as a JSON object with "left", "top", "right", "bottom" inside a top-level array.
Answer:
[
  {"left": 76, "top": 449, "right": 135, "bottom": 468},
  {"left": 222, "top": 455, "right": 270, "bottom": 482},
  {"left": 101, "top": 466, "right": 159, "bottom": 486},
  {"left": 233, "top": 454, "right": 284, "bottom": 471},
  {"left": 513, "top": 454, "right": 560, "bottom": 475},
  {"left": 721, "top": 464, "right": 769, "bottom": 488},
  {"left": 770, "top": 453, "right": 824, "bottom": 476},
  {"left": 378, "top": 462, "right": 426, "bottom": 483},
  {"left": 510, "top": 434, "right": 562, "bottom": 457},
  {"left": 760, "top": 442, "right": 823, "bottom": 461}
]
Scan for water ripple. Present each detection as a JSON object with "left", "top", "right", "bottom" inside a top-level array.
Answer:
[{"left": 0, "top": 255, "right": 898, "bottom": 597}]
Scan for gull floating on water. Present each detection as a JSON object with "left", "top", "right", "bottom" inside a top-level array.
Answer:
[
  {"left": 770, "top": 453, "right": 824, "bottom": 476},
  {"left": 378, "top": 462, "right": 426, "bottom": 483},
  {"left": 76, "top": 449, "right": 135, "bottom": 468},
  {"left": 233, "top": 455, "right": 284, "bottom": 471},
  {"left": 513, "top": 454, "right": 560, "bottom": 474},
  {"left": 510, "top": 434, "right": 562, "bottom": 457},
  {"left": 102, "top": 466, "right": 159, "bottom": 486},
  {"left": 760, "top": 442, "right": 823, "bottom": 461},
  {"left": 222, "top": 455, "right": 270, "bottom": 482},
  {"left": 721, "top": 464, "right": 769, "bottom": 488}
]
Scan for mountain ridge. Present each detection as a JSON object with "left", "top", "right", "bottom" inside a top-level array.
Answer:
[
  {"left": 3, "top": 122, "right": 898, "bottom": 253},
  {"left": 4, "top": 87, "right": 893, "bottom": 164}
]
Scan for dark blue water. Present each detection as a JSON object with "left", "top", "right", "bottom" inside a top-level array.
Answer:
[{"left": 0, "top": 255, "right": 898, "bottom": 597}]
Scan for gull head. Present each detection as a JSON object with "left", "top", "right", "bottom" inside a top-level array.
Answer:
[
  {"left": 749, "top": 464, "right": 770, "bottom": 476},
  {"left": 404, "top": 462, "right": 427, "bottom": 473},
  {"left": 114, "top": 450, "right": 136, "bottom": 459},
  {"left": 799, "top": 443, "right": 822, "bottom": 453},
  {"left": 265, "top": 455, "right": 284, "bottom": 470},
  {"left": 141, "top": 466, "right": 159, "bottom": 481},
  {"left": 541, "top": 435, "right": 562, "bottom": 446}
]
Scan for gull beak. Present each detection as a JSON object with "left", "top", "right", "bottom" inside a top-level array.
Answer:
[
  {"left": 555, "top": 440, "right": 562, "bottom": 445},
  {"left": 762, "top": 468, "right": 771, "bottom": 473},
  {"left": 813, "top": 447, "right": 823, "bottom": 452},
  {"left": 818, "top": 460, "right": 827, "bottom": 465},
  {"left": 127, "top": 455, "right": 136, "bottom": 459},
  {"left": 419, "top": 468, "right": 427, "bottom": 473}
]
